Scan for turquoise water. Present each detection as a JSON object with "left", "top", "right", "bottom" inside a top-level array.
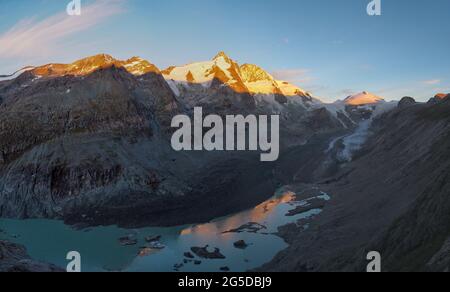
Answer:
[{"left": 0, "top": 190, "right": 326, "bottom": 272}]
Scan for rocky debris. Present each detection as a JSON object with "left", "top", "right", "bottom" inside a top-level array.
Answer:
[
  {"left": 0, "top": 240, "right": 63, "bottom": 272},
  {"left": 118, "top": 235, "right": 138, "bottom": 246},
  {"left": 233, "top": 240, "right": 249, "bottom": 249},
  {"left": 184, "top": 252, "right": 195, "bottom": 259},
  {"left": 223, "top": 222, "right": 267, "bottom": 234},
  {"left": 145, "top": 235, "right": 162, "bottom": 243},
  {"left": 285, "top": 198, "right": 325, "bottom": 217},
  {"left": 398, "top": 96, "right": 416, "bottom": 108},
  {"left": 194, "top": 260, "right": 202, "bottom": 265},
  {"left": 138, "top": 247, "right": 155, "bottom": 257},
  {"left": 191, "top": 245, "right": 226, "bottom": 259},
  {"left": 220, "top": 266, "right": 230, "bottom": 272}
]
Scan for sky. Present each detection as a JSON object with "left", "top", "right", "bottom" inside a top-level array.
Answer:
[{"left": 0, "top": 0, "right": 449, "bottom": 102}]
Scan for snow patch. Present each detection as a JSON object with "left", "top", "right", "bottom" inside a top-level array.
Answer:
[{"left": 339, "top": 119, "right": 372, "bottom": 161}]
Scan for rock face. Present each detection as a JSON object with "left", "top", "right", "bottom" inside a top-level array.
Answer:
[
  {"left": 191, "top": 246, "right": 226, "bottom": 259},
  {"left": 259, "top": 98, "right": 450, "bottom": 272},
  {"left": 0, "top": 240, "right": 63, "bottom": 272},
  {"left": 344, "top": 91, "right": 384, "bottom": 106}
]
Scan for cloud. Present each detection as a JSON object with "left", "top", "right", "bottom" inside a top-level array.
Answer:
[
  {"left": 0, "top": 0, "right": 126, "bottom": 59},
  {"left": 271, "top": 69, "right": 314, "bottom": 84},
  {"left": 422, "top": 79, "right": 441, "bottom": 85}
]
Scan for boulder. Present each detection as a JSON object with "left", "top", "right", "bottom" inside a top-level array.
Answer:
[
  {"left": 191, "top": 245, "right": 226, "bottom": 259},
  {"left": 233, "top": 240, "right": 249, "bottom": 249}
]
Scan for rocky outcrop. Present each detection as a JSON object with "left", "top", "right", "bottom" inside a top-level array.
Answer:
[
  {"left": 427, "top": 237, "right": 450, "bottom": 272},
  {"left": 0, "top": 240, "right": 63, "bottom": 272},
  {"left": 428, "top": 93, "right": 449, "bottom": 104}
]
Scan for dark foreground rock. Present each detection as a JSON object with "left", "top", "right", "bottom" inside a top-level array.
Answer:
[
  {"left": 259, "top": 98, "right": 450, "bottom": 272},
  {"left": 0, "top": 240, "right": 63, "bottom": 272}
]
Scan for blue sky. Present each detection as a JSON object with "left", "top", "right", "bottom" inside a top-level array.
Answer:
[{"left": 0, "top": 0, "right": 449, "bottom": 102}]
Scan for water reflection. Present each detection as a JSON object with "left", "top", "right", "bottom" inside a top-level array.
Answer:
[{"left": 180, "top": 192, "right": 296, "bottom": 237}]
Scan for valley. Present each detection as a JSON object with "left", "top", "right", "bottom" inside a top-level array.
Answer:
[{"left": 0, "top": 52, "right": 449, "bottom": 272}]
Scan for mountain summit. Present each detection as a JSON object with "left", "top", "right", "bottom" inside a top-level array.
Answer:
[
  {"left": 344, "top": 91, "right": 385, "bottom": 106},
  {"left": 32, "top": 54, "right": 160, "bottom": 77}
]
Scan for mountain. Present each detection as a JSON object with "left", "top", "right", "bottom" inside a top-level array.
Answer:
[
  {"left": 0, "top": 66, "right": 35, "bottom": 81},
  {"left": 3, "top": 52, "right": 448, "bottom": 273},
  {"left": 31, "top": 54, "right": 160, "bottom": 77},
  {"left": 428, "top": 93, "right": 450, "bottom": 104},
  {"left": 259, "top": 96, "right": 450, "bottom": 272},
  {"left": 344, "top": 91, "right": 384, "bottom": 106},
  {"left": 162, "top": 51, "right": 247, "bottom": 93},
  {"left": 0, "top": 53, "right": 347, "bottom": 228},
  {"left": 162, "top": 52, "right": 319, "bottom": 111},
  {"left": 323, "top": 91, "right": 397, "bottom": 131}
]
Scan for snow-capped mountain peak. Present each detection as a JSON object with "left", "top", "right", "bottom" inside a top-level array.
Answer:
[
  {"left": 213, "top": 51, "right": 232, "bottom": 63},
  {"left": 344, "top": 91, "right": 385, "bottom": 106},
  {"left": 162, "top": 52, "right": 317, "bottom": 108}
]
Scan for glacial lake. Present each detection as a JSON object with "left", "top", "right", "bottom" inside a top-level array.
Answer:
[{"left": 0, "top": 188, "right": 328, "bottom": 272}]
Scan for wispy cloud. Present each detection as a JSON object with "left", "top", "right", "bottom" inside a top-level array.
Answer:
[
  {"left": 422, "top": 79, "right": 441, "bottom": 85},
  {"left": 272, "top": 69, "right": 314, "bottom": 84},
  {"left": 0, "top": 0, "right": 126, "bottom": 59}
]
